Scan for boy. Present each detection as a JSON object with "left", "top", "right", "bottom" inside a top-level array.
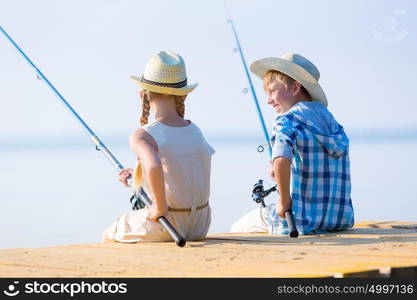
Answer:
[{"left": 231, "top": 53, "right": 354, "bottom": 235}]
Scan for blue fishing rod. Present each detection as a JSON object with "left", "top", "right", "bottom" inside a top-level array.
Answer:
[
  {"left": 224, "top": 4, "right": 272, "bottom": 158},
  {"left": 224, "top": 5, "right": 298, "bottom": 238},
  {"left": 0, "top": 26, "right": 186, "bottom": 247}
]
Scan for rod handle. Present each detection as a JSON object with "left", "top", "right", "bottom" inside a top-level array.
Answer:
[
  {"left": 126, "top": 176, "right": 133, "bottom": 188},
  {"left": 139, "top": 188, "right": 186, "bottom": 247},
  {"left": 157, "top": 217, "right": 186, "bottom": 247},
  {"left": 285, "top": 210, "right": 299, "bottom": 238}
]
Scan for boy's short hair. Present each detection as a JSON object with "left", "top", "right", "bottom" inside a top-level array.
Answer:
[{"left": 263, "top": 70, "right": 311, "bottom": 100}]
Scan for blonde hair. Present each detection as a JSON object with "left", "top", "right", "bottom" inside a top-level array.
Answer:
[
  {"left": 263, "top": 70, "right": 311, "bottom": 100},
  {"left": 139, "top": 90, "right": 186, "bottom": 127},
  {"left": 132, "top": 162, "right": 143, "bottom": 192}
]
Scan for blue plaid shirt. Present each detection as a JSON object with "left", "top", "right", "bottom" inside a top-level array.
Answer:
[{"left": 267, "top": 101, "right": 354, "bottom": 235}]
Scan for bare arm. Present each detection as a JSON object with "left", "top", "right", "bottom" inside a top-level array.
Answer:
[
  {"left": 128, "top": 129, "right": 167, "bottom": 221},
  {"left": 273, "top": 157, "right": 292, "bottom": 218}
]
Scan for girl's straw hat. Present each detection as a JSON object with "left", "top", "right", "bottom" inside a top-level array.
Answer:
[
  {"left": 130, "top": 51, "right": 197, "bottom": 96},
  {"left": 250, "top": 53, "right": 328, "bottom": 106}
]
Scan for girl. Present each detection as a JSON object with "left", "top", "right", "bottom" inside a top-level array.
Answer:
[{"left": 102, "top": 51, "right": 215, "bottom": 242}]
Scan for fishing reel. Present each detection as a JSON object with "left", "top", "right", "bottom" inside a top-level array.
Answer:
[
  {"left": 130, "top": 191, "right": 146, "bottom": 210},
  {"left": 251, "top": 179, "right": 277, "bottom": 207}
]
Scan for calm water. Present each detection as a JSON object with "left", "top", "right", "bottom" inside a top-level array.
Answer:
[{"left": 1, "top": 135, "right": 417, "bottom": 249}]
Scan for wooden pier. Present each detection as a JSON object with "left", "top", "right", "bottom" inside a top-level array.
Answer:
[{"left": 0, "top": 221, "right": 416, "bottom": 278}]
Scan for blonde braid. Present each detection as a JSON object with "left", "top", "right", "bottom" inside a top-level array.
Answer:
[
  {"left": 140, "top": 92, "right": 151, "bottom": 126},
  {"left": 175, "top": 96, "right": 185, "bottom": 118}
]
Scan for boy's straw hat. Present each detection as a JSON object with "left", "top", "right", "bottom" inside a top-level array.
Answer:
[
  {"left": 130, "top": 51, "right": 197, "bottom": 96},
  {"left": 250, "top": 53, "right": 327, "bottom": 106}
]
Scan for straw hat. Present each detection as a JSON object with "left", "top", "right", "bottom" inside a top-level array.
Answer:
[
  {"left": 250, "top": 53, "right": 327, "bottom": 106},
  {"left": 130, "top": 51, "right": 197, "bottom": 96}
]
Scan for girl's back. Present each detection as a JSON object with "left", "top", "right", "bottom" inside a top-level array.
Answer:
[{"left": 142, "top": 120, "right": 214, "bottom": 239}]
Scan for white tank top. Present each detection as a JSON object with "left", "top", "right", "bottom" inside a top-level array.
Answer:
[{"left": 141, "top": 120, "right": 215, "bottom": 240}]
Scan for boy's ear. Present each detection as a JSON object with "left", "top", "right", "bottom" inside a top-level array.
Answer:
[{"left": 292, "top": 81, "right": 302, "bottom": 96}]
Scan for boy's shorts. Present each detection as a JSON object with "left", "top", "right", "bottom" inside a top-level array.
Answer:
[{"left": 230, "top": 206, "right": 269, "bottom": 233}]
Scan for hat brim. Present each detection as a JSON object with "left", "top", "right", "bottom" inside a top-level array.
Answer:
[
  {"left": 250, "top": 57, "right": 328, "bottom": 107},
  {"left": 130, "top": 76, "right": 197, "bottom": 96}
]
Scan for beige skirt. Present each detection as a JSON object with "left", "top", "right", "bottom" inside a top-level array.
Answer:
[
  {"left": 102, "top": 206, "right": 211, "bottom": 243},
  {"left": 102, "top": 207, "right": 173, "bottom": 243}
]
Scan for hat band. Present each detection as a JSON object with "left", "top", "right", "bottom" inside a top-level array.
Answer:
[{"left": 141, "top": 76, "right": 187, "bottom": 88}]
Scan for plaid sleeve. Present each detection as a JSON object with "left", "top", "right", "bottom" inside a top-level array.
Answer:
[{"left": 271, "top": 114, "right": 298, "bottom": 161}]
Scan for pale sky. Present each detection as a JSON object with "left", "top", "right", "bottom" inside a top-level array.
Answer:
[{"left": 1, "top": 0, "right": 416, "bottom": 141}]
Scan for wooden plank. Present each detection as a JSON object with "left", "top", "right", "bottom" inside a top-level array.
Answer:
[{"left": 0, "top": 221, "right": 416, "bottom": 278}]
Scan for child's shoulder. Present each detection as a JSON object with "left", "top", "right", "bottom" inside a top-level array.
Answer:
[
  {"left": 272, "top": 113, "right": 300, "bottom": 137},
  {"left": 273, "top": 101, "right": 331, "bottom": 134},
  {"left": 277, "top": 102, "right": 335, "bottom": 126},
  {"left": 273, "top": 109, "right": 299, "bottom": 128}
]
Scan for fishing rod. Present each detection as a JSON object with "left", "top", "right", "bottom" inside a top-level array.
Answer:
[
  {"left": 224, "top": 4, "right": 272, "bottom": 158},
  {"left": 0, "top": 26, "right": 186, "bottom": 247},
  {"left": 224, "top": 5, "right": 298, "bottom": 238}
]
